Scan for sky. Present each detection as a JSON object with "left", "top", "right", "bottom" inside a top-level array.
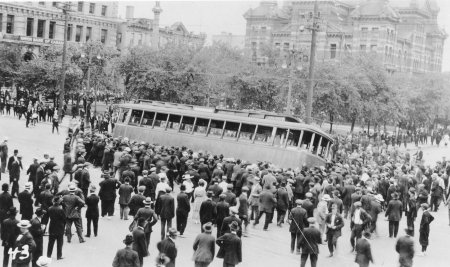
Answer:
[{"left": 118, "top": 0, "right": 450, "bottom": 71}]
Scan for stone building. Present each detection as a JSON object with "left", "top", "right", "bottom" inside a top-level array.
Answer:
[
  {"left": 211, "top": 32, "right": 246, "bottom": 49},
  {"left": 116, "top": 2, "right": 206, "bottom": 52},
  {"left": 244, "top": 0, "right": 446, "bottom": 73},
  {"left": 0, "top": 1, "right": 120, "bottom": 59}
]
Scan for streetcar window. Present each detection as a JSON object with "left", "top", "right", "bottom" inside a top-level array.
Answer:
[
  {"left": 254, "top": 125, "right": 273, "bottom": 144},
  {"left": 319, "top": 138, "right": 329, "bottom": 158},
  {"left": 274, "top": 128, "right": 288, "bottom": 147},
  {"left": 129, "top": 110, "right": 143, "bottom": 125},
  {"left": 194, "top": 118, "right": 209, "bottom": 135},
  {"left": 121, "top": 108, "right": 130, "bottom": 123},
  {"left": 238, "top": 123, "right": 256, "bottom": 142},
  {"left": 167, "top": 114, "right": 182, "bottom": 131},
  {"left": 301, "top": 131, "right": 313, "bottom": 149},
  {"left": 223, "top": 121, "right": 240, "bottom": 139},
  {"left": 287, "top": 129, "right": 301, "bottom": 148},
  {"left": 312, "top": 134, "right": 321, "bottom": 154},
  {"left": 180, "top": 116, "right": 195, "bottom": 133},
  {"left": 154, "top": 113, "right": 168, "bottom": 128},
  {"left": 141, "top": 111, "right": 155, "bottom": 126},
  {"left": 208, "top": 120, "right": 224, "bottom": 137}
]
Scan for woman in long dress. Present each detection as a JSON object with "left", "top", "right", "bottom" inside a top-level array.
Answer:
[{"left": 192, "top": 179, "right": 207, "bottom": 224}]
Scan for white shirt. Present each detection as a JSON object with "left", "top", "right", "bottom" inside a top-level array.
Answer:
[
  {"left": 182, "top": 180, "right": 194, "bottom": 193},
  {"left": 219, "top": 181, "right": 228, "bottom": 192},
  {"left": 155, "top": 182, "right": 171, "bottom": 198},
  {"left": 353, "top": 209, "right": 362, "bottom": 224},
  {"left": 330, "top": 214, "right": 336, "bottom": 227}
]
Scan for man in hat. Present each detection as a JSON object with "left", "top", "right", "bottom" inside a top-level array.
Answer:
[
  {"left": 47, "top": 197, "right": 65, "bottom": 260},
  {"left": 0, "top": 183, "right": 13, "bottom": 224},
  {"left": 299, "top": 217, "right": 322, "bottom": 267},
  {"left": 419, "top": 203, "right": 434, "bottom": 256},
  {"left": 85, "top": 186, "right": 99, "bottom": 238},
  {"left": 132, "top": 218, "right": 149, "bottom": 267},
  {"left": 62, "top": 184, "right": 85, "bottom": 243},
  {"left": 0, "top": 137, "right": 8, "bottom": 173},
  {"left": 118, "top": 177, "right": 134, "bottom": 220},
  {"left": 138, "top": 170, "right": 152, "bottom": 199},
  {"left": 8, "top": 150, "right": 22, "bottom": 198},
  {"left": 1, "top": 207, "right": 20, "bottom": 266},
  {"left": 134, "top": 197, "right": 158, "bottom": 249},
  {"left": 405, "top": 189, "right": 417, "bottom": 235},
  {"left": 216, "top": 194, "right": 230, "bottom": 238},
  {"left": 385, "top": 192, "right": 403, "bottom": 238},
  {"left": 368, "top": 194, "right": 383, "bottom": 235},
  {"left": 216, "top": 221, "right": 242, "bottom": 267},
  {"left": 128, "top": 186, "right": 146, "bottom": 218},
  {"left": 275, "top": 182, "right": 289, "bottom": 227},
  {"left": 289, "top": 199, "right": 308, "bottom": 254},
  {"left": 248, "top": 177, "right": 261, "bottom": 221},
  {"left": 176, "top": 184, "right": 190, "bottom": 236},
  {"left": 350, "top": 201, "right": 371, "bottom": 252},
  {"left": 157, "top": 228, "right": 178, "bottom": 267},
  {"left": 317, "top": 194, "right": 330, "bottom": 238},
  {"left": 74, "top": 163, "right": 90, "bottom": 200},
  {"left": 156, "top": 188, "right": 175, "bottom": 240},
  {"left": 19, "top": 182, "right": 34, "bottom": 220},
  {"left": 26, "top": 158, "right": 39, "bottom": 198},
  {"left": 11, "top": 220, "right": 36, "bottom": 267},
  {"left": 355, "top": 231, "right": 373, "bottom": 267},
  {"left": 99, "top": 170, "right": 120, "bottom": 218},
  {"left": 325, "top": 203, "right": 344, "bottom": 257},
  {"left": 221, "top": 206, "right": 242, "bottom": 238},
  {"left": 199, "top": 191, "right": 217, "bottom": 233},
  {"left": 254, "top": 184, "right": 276, "bottom": 231},
  {"left": 303, "top": 192, "right": 315, "bottom": 219},
  {"left": 396, "top": 227, "right": 415, "bottom": 267},
  {"left": 112, "top": 234, "right": 140, "bottom": 267},
  {"left": 30, "top": 208, "right": 46, "bottom": 267},
  {"left": 192, "top": 222, "right": 215, "bottom": 267}
]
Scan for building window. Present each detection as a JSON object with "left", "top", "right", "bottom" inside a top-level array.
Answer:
[
  {"left": 48, "top": 21, "right": 55, "bottom": 39},
  {"left": 117, "top": 33, "right": 122, "bottom": 44},
  {"left": 37, "top": 19, "right": 45, "bottom": 38},
  {"left": 52, "top": 2, "right": 57, "bottom": 7},
  {"left": 86, "top": 26, "right": 92, "bottom": 42},
  {"left": 101, "top": 5, "right": 107, "bottom": 16},
  {"left": 67, "top": 24, "right": 73, "bottom": 41},
  {"left": 370, "top": 44, "right": 377, "bottom": 51},
  {"left": 101, "top": 29, "right": 107, "bottom": 44},
  {"left": 360, "top": 44, "right": 366, "bottom": 52},
  {"left": 75, "top": 25, "right": 82, "bottom": 42},
  {"left": 309, "top": 12, "right": 313, "bottom": 19},
  {"left": 78, "top": 1, "right": 83, "bottom": 12},
  {"left": 130, "top": 33, "right": 134, "bottom": 45},
  {"left": 0, "top": 14, "right": 3, "bottom": 32},
  {"left": 283, "top": 42, "right": 289, "bottom": 51},
  {"left": 361, "top": 27, "right": 368, "bottom": 38},
  {"left": 330, "top": 44, "right": 336, "bottom": 59},
  {"left": 89, "top": 3, "right": 95, "bottom": 14},
  {"left": 39, "top": 1, "right": 45, "bottom": 6},
  {"left": 26, "top": 18, "right": 34, "bottom": 37}
]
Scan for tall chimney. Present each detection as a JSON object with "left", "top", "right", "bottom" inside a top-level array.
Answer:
[
  {"left": 126, "top": 6, "right": 134, "bottom": 19},
  {"left": 152, "top": 1, "right": 163, "bottom": 50}
]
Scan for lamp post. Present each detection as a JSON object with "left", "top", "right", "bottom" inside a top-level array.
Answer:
[
  {"left": 281, "top": 49, "right": 305, "bottom": 115},
  {"left": 81, "top": 46, "right": 101, "bottom": 131}
]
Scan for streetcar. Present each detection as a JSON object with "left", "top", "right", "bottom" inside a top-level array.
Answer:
[{"left": 113, "top": 100, "right": 333, "bottom": 168}]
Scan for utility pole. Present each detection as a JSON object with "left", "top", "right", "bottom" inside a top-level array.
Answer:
[
  {"left": 305, "top": 0, "right": 319, "bottom": 124},
  {"left": 58, "top": 2, "right": 70, "bottom": 122}
]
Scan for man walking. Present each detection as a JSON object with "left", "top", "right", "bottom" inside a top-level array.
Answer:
[
  {"left": 176, "top": 184, "right": 190, "bottom": 236},
  {"left": 99, "top": 170, "right": 120, "bottom": 218},
  {"left": 325, "top": 204, "right": 344, "bottom": 257},
  {"left": 355, "top": 231, "right": 373, "bottom": 267},
  {"left": 289, "top": 199, "right": 308, "bottom": 254},
  {"left": 157, "top": 228, "right": 178, "bottom": 267},
  {"left": 132, "top": 218, "right": 148, "bottom": 267},
  {"left": 200, "top": 191, "right": 217, "bottom": 233},
  {"left": 299, "top": 217, "right": 322, "bottom": 267},
  {"left": 385, "top": 192, "right": 403, "bottom": 238},
  {"left": 11, "top": 220, "right": 36, "bottom": 267},
  {"left": 215, "top": 194, "right": 230, "bottom": 238},
  {"left": 62, "top": 185, "right": 85, "bottom": 243},
  {"left": 118, "top": 177, "right": 133, "bottom": 220},
  {"left": 8, "top": 150, "right": 22, "bottom": 197},
  {"left": 1, "top": 207, "right": 19, "bottom": 267},
  {"left": 112, "top": 234, "right": 140, "bottom": 267},
  {"left": 396, "top": 227, "right": 415, "bottom": 267},
  {"left": 350, "top": 202, "right": 371, "bottom": 252},
  {"left": 216, "top": 221, "right": 242, "bottom": 267},
  {"left": 18, "top": 182, "right": 34, "bottom": 220},
  {"left": 30, "top": 208, "right": 45, "bottom": 267},
  {"left": 134, "top": 198, "right": 158, "bottom": 249},
  {"left": 156, "top": 188, "right": 175, "bottom": 240},
  {"left": 254, "top": 185, "right": 276, "bottom": 231},
  {"left": 47, "top": 197, "right": 66, "bottom": 260},
  {"left": 85, "top": 186, "right": 99, "bottom": 238},
  {"left": 192, "top": 222, "right": 215, "bottom": 267},
  {"left": 0, "top": 137, "right": 8, "bottom": 174}
]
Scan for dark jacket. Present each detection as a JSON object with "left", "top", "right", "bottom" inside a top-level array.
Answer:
[
  {"left": 299, "top": 226, "right": 322, "bottom": 254},
  {"left": 0, "top": 192, "right": 13, "bottom": 222},
  {"left": 289, "top": 206, "right": 308, "bottom": 233},
  {"left": 86, "top": 194, "right": 100, "bottom": 219},
  {"left": 62, "top": 193, "right": 85, "bottom": 219},
  {"left": 26, "top": 162, "right": 39, "bottom": 183},
  {"left": 12, "top": 231, "right": 35, "bottom": 265},
  {"left": 128, "top": 194, "right": 146, "bottom": 217},
  {"left": 48, "top": 204, "right": 66, "bottom": 236},
  {"left": 385, "top": 199, "right": 403, "bottom": 221},
  {"left": 216, "top": 232, "right": 242, "bottom": 265},
  {"left": 216, "top": 201, "right": 230, "bottom": 223},
  {"left": 176, "top": 192, "right": 191, "bottom": 215},
  {"left": 220, "top": 215, "right": 242, "bottom": 237},
  {"left": 258, "top": 190, "right": 277, "bottom": 212},
  {"left": 199, "top": 199, "right": 217, "bottom": 224},
  {"left": 29, "top": 216, "right": 44, "bottom": 242},
  {"left": 18, "top": 190, "right": 34, "bottom": 220},
  {"left": 118, "top": 184, "right": 134, "bottom": 205},
  {"left": 355, "top": 238, "right": 373, "bottom": 265},
  {"left": 112, "top": 247, "right": 140, "bottom": 267},
  {"left": 192, "top": 233, "right": 215, "bottom": 264},
  {"left": 275, "top": 187, "right": 289, "bottom": 211},
  {"left": 157, "top": 238, "right": 177, "bottom": 267},
  {"left": 99, "top": 177, "right": 120, "bottom": 200},
  {"left": 325, "top": 213, "right": 344, "bottom": 237},
  {"left": 134, "top": 207, "right": 158, "bottom": 233},
  {"left": 157, "top": 193, "right": 175, "bottom": 219},
  {"left": 1, "top": 217, "right": 20, "bottom": 247},
  {"left": 132, "top": 227, "right": 148, "bottom": 258}
]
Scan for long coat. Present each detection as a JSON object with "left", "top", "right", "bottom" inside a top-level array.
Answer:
[
  {"left": 355, "top": 238, "right": 373, "bottom": 266},
  {"left": 192, "top": 232, "right": 215, "bottom": 264},
  {"left": 11, "top": 231, "right": 36, "bottom": 266},
  {"left": 1, "top": 217, "right": 20, "bottom": 247},
  {"left": 85, "top": 194, "right": 100, "bottom": 219},
  {"left": 112, "top": 247, "right": 140, "bottom": 267},
  {"left": 216, "top": 233, "right": 242, "bottom": 265},
  {"left": 385, "top": 199, "right": 403, "bottom": 221},
  {"left": 258, "top": 190, "right": 276, "bottom": 213},
  {"left": 48, "top": 204, "right": 66, "bottom": 236},
  {"left": 157, "top": 193, "right": 175, "bottom": 220},
  {"left": 419, "top": 211, "right": 434, "bottom": 246},
  {"left": 199, "top": 199, "right": 217, "bottom": 224},
  {"left": 18, "top": 190, "right": 34, "bottom": 220},
  {"left": 132, "top": 227, "right": 148, "bottom": 258},
  {"left": 128, "top": 194, "right": 146, "bottom": 217},
  {"left": 220, "top": 215, "right": 242, "bottom": 237},
  {"left": 289, "top": 206, "right": 308, "bottom": 233},
  {"left": 157, "top": 238, "right": 177, "bottom": 267}
]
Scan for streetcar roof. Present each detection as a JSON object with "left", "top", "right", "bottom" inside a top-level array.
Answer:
[{"left": 118, "top": 101, "right": 334, "bottom": 141}]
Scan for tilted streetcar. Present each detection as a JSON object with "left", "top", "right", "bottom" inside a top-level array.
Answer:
[{"left": 113, "top": 100, "right": 333, "bottom": 168}]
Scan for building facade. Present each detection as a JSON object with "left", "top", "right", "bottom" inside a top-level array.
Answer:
[
  {"left": 244, "top": 0, "right": 447, "bottom": 73},
  {"left": 211, "top": 32, "right": 246, "bottom": 49},
  {"left": 0, "top": 1, "right": 120, "bottom": 59},
  {"left": 116, "top": 2, "right": 206, "bottom": 52}
]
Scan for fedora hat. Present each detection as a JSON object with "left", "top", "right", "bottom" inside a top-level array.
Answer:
[
  {"left": 202, "top": 222, "right": 213, "bottom": 233},
  {"left": 123, "top": 234, "right": 134, "bottom": 245},
  {"left": 183, "top": 174, "right": 192, "bottom": 180},
  {"left": 143, "top": 197, "right": 153, "bottom": 205},
  {"left": 229, "top": 221, "right": 239, "bottom": 232},
  {"left": 36, "top": 256, "right": 52, "bottom": 267},
  {"left": 167, "top": 228, "right": 179, "bottom": 237},
  {"left": 17, "top": 220, "right": 31, "bottom": 228},
  {"left": 8, "top": 206, "right": 17, "bottom": 215},
  {"left": 229, "top": 206, "right": 238, "bottom": 214},
  {"left": 68, "top": 185, "right": 77, "bottom": 192},
  {"left": 321, "top": 194, "right": 331, "bottom": 201}
]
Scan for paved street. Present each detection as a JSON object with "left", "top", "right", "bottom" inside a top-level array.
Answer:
[{"left": 1, "top": 115, "right": 450, "bottom": 267}]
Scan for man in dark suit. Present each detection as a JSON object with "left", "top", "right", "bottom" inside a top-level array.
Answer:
[
  {"left": 156, "top": 188, "right": 175, "bottom": 240},
  {"left": 11, "top": 220, "right": 36, "bottom": 267},
  {"left": 220, "top": 206, "right": 242, "bottom": 238},
  {"left": 355, "top": 231, "right": 373, "bottom": 267},
  {"left": 254, "top": 185, "right": 276, "bottom": 231},
  {"left": 47, "top": 197, "right": 66, "bottom": 260},
  {"left": 289, "top": 199, "right": 308, "bottom": 254},
  {"left": 207, "top": 178, "right": 223, "bottom": 203},
  {"left": 99, "top": 171, "right": 120, "bottom": 217},
  {"left": 299, "top": 217, "right": 322, "bottom": 267},
  {"left": 62, "top": 185, "right": 85, "bottom": 243},
  {"left": 135, "top": 198, "right": 158, "bottom": 249},
  {"left": 33, "top": 162, "right": 46, "bottom": 202},
  {"left": 302, "top": 192, "right": 315, "bottom": 219},
  {"left": 39, "top": 184, "right": 54, "bottom": 227},
  {"left": 215, "top": 194, "right": 230, "bottom": 238},
  {"left": 128, "top": 186, "right": 146, "bottom": 218},
  {"left": 26, "top": 158, "right": 39, "bottom": 199},
  {"left": 18, "top": 182, "right": 34, "bottom": 220},
  {"left": 176, "top": 184, "right": 190, "bottom": 236},
  {"left": 276, "top": 182, "right": 289, "bottom": 226},
  {"left": 85, "top": 186, "right": 100, "bottom": 237},
  {"left": 342, "top": 179, "right": 356, "bottom": 219},
  {"left": 1, "top": 207, "right": 20, "bottom": 267},
  {"left": 200, "top": 191, "right": 217, "bottom": 233},
  {"left": 30, "top": 208, "right": 45, "bottom": 266},
  {"left": 112, "top": 234, "right": 140, "bottom": 267},
  {"left": 405, "top": 189, "right": 417, "bottom": 236},
  {"left": 395, "top": 227, "right": 415, "bottom": 267},
  {"left": 75, "top": 163, "right": 91, "bottom": 200},
  {"left": 8, "top": 150, "right": 23, "bottom": 197},
  {"left": 216, "top": 221, "right": 242, "bottom": 267},
  {"left": 385, "top": 192, "right": 403, "bottom": 238},
  {"left": 325, "top": 204, "right": 344, "bottom": 257},
  {"left": 132, "top": 218, "right": 149, "bottom": 267},
  {"left": 223, "top": 185, "right": 237, "bottom": 206},
  {"left": 0, "top": 183, "right": 14, "bottom": 225},
  {"left": 157, "top": 228, "right": 178, "bottom": 267},
  {"left": 350, "top": 202, "right": 371, "bottom": 251}
]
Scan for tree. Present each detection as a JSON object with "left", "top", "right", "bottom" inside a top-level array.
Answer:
[{"left": 0, "top": 44, "right": 22, "bottom": 86}]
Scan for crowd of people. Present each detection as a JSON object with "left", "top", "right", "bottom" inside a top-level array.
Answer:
[{"left": 1, "top": 112, "right": 450, "bottom": 267}]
